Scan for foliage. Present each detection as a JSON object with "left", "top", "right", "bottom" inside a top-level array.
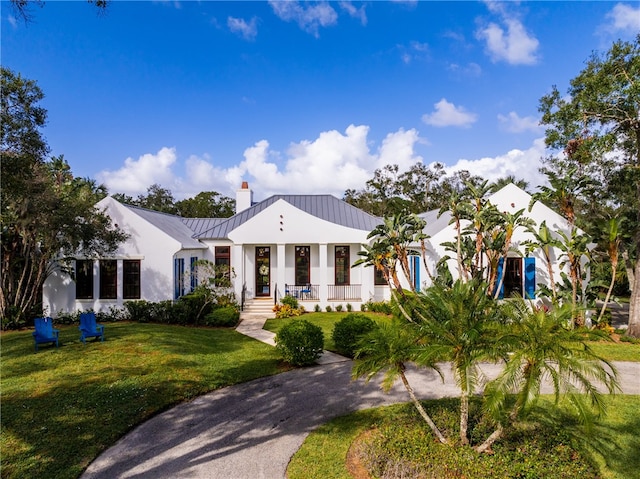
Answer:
[
  {"left": 314, "top": 304, "right": 321, "bottom": 312},
  {"left": 281, "top": 294, "right": 299, "bottom": 309},
  {"left": 273, "top": 303, "right": 304, "bottom": 319},
  {"left": 175, "top": 190, "right": 235, "bottom": 218},
  {"left": 325, "top": 305, "right": 333, "bottom": 312},
  {"left": 538, "top": 35, "right": 640, "bottom": 336},
  {"left": 331, "top": 313, "right": 378, "bottom": 357},
  {"left": 335, "top": 304, "right": 343, "bottom": 312},
  {"left": 204, "top": 306, "right": 240, "bottom": 327},
  {"left": 113, "top": 185, "right": 235, "bottom": 218},
  {"left": 275, "top": 319, "right": 324, "bottom": 366},
  {"left": 363, "top": 300, "right": 393, "bottom": 315},
  {"left": 358, "top": 400, "right": 600, "bottom": 479},
  {"left": 9, "top": 0, "right": 107, "bottom": 23},
  {"left": 1, "top": 68, "right": 128, "bottom": 329},
  {"left": 289, "top": 395, "right": 640, "bottom": 479},
  {"left": 0, "top": 323, "right": 285, "bottom": 479}
]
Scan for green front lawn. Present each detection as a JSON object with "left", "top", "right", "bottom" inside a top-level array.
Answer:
[{"left": 0, "top": 323, "right": 286, "bottom": 479}]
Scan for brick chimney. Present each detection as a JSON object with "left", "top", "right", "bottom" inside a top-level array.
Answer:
[{"left": 235, "top": 181, "right": 253, "bottom": 214}]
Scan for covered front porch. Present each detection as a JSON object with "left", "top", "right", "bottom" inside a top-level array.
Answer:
[{"left": 232, "top": 242, "right": 383, "bottom": 308}]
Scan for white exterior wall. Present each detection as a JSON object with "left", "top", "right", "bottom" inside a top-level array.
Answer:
[{"left": 42, "top": 197, "right": 200, "bottom": 317}]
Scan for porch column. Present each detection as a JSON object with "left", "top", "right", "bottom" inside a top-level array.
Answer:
[
  {"left": 232, "top": 244, "right": 244, "bottom": 300},
  {"left": 277, "top": 243, "right": 286, "bottom": 300},
  {"left": 319, "top": 243, "right": 328, "bottom": 304}
]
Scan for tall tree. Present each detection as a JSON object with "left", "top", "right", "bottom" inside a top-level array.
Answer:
[
  {"left": 1, "top": 68, "right": 126, "bottom": 328},
  {"left": 135, "top": 184, "right": 177, "bottom": 214},
  {"left": 176, "top": 191, "right": 235, "bottom": 218},
  {"left": 538, "top": 35, "right": 640, "bottom": 336}
]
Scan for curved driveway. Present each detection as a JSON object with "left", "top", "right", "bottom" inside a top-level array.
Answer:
[{"left": 82, "top": 357, "right": 639, "bottom": 479}]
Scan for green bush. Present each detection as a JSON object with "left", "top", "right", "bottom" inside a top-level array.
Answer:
[
  {"left": 314, "top": 304, "right": 321, "bottom": 312},
  {"left": 332, "top": 313, "right": 378, "bottom": 357},
  {"left": 204, "top": 306, "right": 240, "bottom": 327},
  {"left": 124, "top": 300, "right": 155, "bottom": 322},
  {"left": 363, "top": 300, "right": 392, "bottom": 315},
  {"left": 346, "top": 303, "right": 353, "bottom": 312},
  {"left": 281, "top": 295, "right": 299, "bottom": 309},
  {"left": 326, "top": 305, "right": 333, "bottom": 312},
  {"left": 275, "top": 319, "right": 324, "bottom": 366},
  {"left": 335, "top": 304, "right": 343, "bottom": 312}
]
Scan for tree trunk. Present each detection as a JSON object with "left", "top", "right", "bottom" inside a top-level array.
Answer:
[
  {"left": 475, "top": 423, "right": 503, "bottom": 453},
  {"left": 459, "top": 391, "right": 469, "bottom": 445},
  {"left": 627, "top": 258, "right": 640, "bottom": 337},
  {"left": 598, "top": 258, "right": 618, "bottom": 324},
  {"left": 399, "top": 371, "right": 449, "bottom": 444}
]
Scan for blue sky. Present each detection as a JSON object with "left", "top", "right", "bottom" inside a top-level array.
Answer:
[{"left": 2, "top": 1, "right": 639, "bottom": 201}]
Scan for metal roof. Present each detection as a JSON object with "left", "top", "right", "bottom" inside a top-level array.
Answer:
[
  {"left": 124, "top": 205, "right": 206, "bottom": 249},
  {"left": 180, "top": 218, "right": 227, "bottom": 236},
  {"left": 195, "top": 195, "right": 383, "bottom": 239},
  {"left": 418, "top": 209, "right": 453, "bottom": 237}
]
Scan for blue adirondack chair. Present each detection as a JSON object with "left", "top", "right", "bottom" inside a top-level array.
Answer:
[
  {"left": 33, "top": 317, "right": 60, "bottom": 352},
  {"left": 79, "top": 312, "right": 105, "bottom": 344}
]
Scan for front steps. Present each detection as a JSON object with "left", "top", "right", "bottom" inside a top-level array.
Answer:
[{"left": 240, "top": 297, "right": 276, "bottom": 320}]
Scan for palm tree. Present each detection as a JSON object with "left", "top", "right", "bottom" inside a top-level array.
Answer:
[
  {"left": 523, "top": 221, "right": 561, "bottom": 301},
  {"left": 597, "top": 216, "right": 625, "bottom": 324},
  {"left": 480, "top": 300, "right": 619, "bottom": 453},
  {"left": 557, "top": 228, "right": 592, "bottom": 326},
  {"left": 415, "top": 280, "right": 506, "bottom": 445},
  {"left": 439, "top": 190, "right": 471, "bottom": 281},
  {"left": 352, "top": 319, "right": 449, "bottom": 444}
]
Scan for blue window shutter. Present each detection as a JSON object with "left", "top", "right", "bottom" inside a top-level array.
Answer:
[
  {"left": 413, "top": 256, "right": 421, "bottom": 292},
  {"left": 174, "top": 258, "right": 179, "bottom": 299},
  {"left": 190, "top": 257, "right": 198, "bottom": 292},
  {"left": 524, "top": 257, "right": 536, "bottom": 299},
  {"left": 494, "top": 258, "right": 504, "bottom": 299}
]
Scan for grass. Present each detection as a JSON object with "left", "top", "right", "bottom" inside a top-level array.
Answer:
[
  {"left": 264, "top": 311, "right": 389, "bottom": 352},
  {"left": 288, "top": 395, "right": 640, "bottom": 479},
  {"left": 0, "top": 322, "right": 286, "bottom": 479}
]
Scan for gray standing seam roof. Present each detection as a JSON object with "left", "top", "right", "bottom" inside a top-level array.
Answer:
[
  {"left": 124, "top": 205, "right": 205, "bottom": 249},
  {"left": 194, "top": 195, "right": 382, "bottom": 239}
]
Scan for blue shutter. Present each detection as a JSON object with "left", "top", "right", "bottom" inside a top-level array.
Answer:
[
  {"left": 413, "top": 256, "right": 421, "bottom": 292},
  {"left": 524, "top": 257, "right": 536, "bottom": 299},
  {"left": 174, "top": 258, "right": 185, "bottom": 299},
  {"left": 190, "top": 257, "right": 198, "bottom": 292},
  {"left": 494, "top": 258, "right": 504, "bottom": 299}
]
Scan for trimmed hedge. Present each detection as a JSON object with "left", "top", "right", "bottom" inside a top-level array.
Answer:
[
  {"left": 332, "top": 313, "right": 378, "bottom": 357},
  {"left": 275, "top": 319, "right": 324, "bottom": 366}
]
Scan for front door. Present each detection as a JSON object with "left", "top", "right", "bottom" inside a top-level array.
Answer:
[{"left": 255, "top": 246, "right": 271, "bottom": 297}]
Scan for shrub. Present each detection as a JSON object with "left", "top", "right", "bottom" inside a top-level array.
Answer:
[
  {"left": 124, "top": 300, "right": 155, "bottom": 322},
  {"left": 281, "top": 295, "right": 299, "bottom": 309},
  {"left": 364, "top": 301, "right": 392, "bottom": 315},
  {"left": 314, "top": 304, "right": 321, "bottom": 313},
  {"left": 346, "top": 303, "right": 353, "bottom": 312},
  {"left": 204, "top": 306, "right": 240, "bottom": 327},
  {"left": 273, "top": 304, "right": 304, "bottom": 319},
  {"left": 335, "top": 304, "right": 343, "bottom": 312},
  {"left": 326, "top": 305, "right": 333, "bottom": 312},
  {"left": 55, "top": 310, "right": 81, "bottom": 325},
  {"left": 275, "top": 319, "right": 324, "bottom": 366},
  {"left": 332, "top": 313, "right": 378, "bottom": 357}
]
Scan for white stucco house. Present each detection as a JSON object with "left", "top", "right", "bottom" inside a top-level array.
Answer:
[{"left": 42, "top": 182, "right": 579, "bottom": 317}]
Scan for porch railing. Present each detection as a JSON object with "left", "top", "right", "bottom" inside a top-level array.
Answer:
[
  {"left": 284, "top": 284, "right": 319, "bottom": 301},
  {"left": 328, "top": 284, "right": 362, "bottom": 301}
]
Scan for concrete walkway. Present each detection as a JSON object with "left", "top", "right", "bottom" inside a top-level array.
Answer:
[{"left": 81, "top": 316, "right": 640, "bottom": 479}]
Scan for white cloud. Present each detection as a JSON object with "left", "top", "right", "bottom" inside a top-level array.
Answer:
[
  {"left": 339, "top": 1, "right": 367, "bottom": 25},
  {"left": 400, "top": 41, "right": 430, "bottom": 64},
  {"left": 601, "top": 3, "right": 640, "bottom": 36},
  {"left": 228, "top": 16, "right": 258, "bottom": 41},
  {"left": 476, "top": 3, "right": 539, "bottom": 65},
  {"left": 445, "top": 137, "right": 548, "bottom": 190},
  {"left": 101, "top": 126, "right": 425, "bottom": 200},
  {"left": 422, "top": 98, "right": 477, "bottom": 128},
  {"left": 497, "top": 111, "right": 542, "bottom": 134},
  {"left": 98, "top": 147, "right": 178, "bottom": 197},
  {"left": 447, "top": 62, "right": 482, "bottom": 78},
  {"left": 269, "top": 0, "right": 338, "bottom": 37}
]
